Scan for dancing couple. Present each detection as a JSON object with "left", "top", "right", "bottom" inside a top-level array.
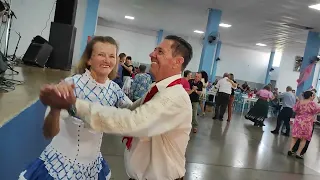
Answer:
[{"left": 19, "top": 35, "right": 193, "bottom": 180}]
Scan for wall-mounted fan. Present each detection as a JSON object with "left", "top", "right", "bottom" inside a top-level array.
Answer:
[
  {"left": 199, "top": 31, "right": 220, "bottom": 46},
  {"left": 207, "top": 31, "right": 219, "bottom": 45}
]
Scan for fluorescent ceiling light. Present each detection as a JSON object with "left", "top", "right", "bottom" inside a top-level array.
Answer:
[
  {"left": 309, "top": 4, "right": 320, "bottom": 10},
  {"left": 219, "top": 23, "right": 232, "bottom": 28},
  {"left": 125, "top": 16, "right": 134, "bottom": 20},
  {"left": 256, "top": 43, "right": 267, "bottom": 47},
  {"left": 194, "top": 30, "right": 204, "bottom": 34}
]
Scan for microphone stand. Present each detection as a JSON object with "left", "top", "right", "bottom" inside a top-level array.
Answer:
[
  {"left": 2, "top": 1, "right": 19, "bottom": 75},
  {"left": 4, "top": 2, "right": 16, "bottom": 57},
  {"left": 0, "top": 1, "right": 23, "bottom": 86},
  {"left": 8, "top": 31, "right": 21, "bottom": 63}
]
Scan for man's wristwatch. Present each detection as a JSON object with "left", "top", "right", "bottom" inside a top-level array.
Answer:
[{"left": 68, "top": 104, "right": 77, "bottom": 117}]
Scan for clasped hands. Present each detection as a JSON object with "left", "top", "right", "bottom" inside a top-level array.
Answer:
[{"left": 39, "top": 81, "right": 76, "bottom": 110}]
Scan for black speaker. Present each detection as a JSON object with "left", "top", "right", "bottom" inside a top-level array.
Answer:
[
  {"left": 54, "top": 0, "right": 78, "bottom": 26},
  {"left": 0, "top": 52, "right": 7, "bottom": 74},
  {"left": 47, "top": 22, "right": 77, "bottom": 71},
  {"left": 22, "top": 42, "right": 53, "bottom": 67},
  {"left": 32, "top": 35, "right": 49, "bottom": 44}
]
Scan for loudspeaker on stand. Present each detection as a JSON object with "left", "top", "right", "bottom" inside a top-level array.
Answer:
[{"left": 46, "top": 22, "right": 76, "bottom": 71}]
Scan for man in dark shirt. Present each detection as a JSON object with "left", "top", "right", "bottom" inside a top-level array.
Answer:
[
  {"left": 188, "top": 72, "right": 203, "bottom": 133},
  {"left": 121, "top": 56, "right": 134, "bottom": 83},
  {"left": 241, "top": 82, "right": 249, "bottom": 93},
  {"left": 113, "top": 53, "right": 126, "bottom": 88}
]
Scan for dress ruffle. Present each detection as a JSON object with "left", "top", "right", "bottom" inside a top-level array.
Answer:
[{"left": 19, "top": 154, "right": 111, "bottom": 180}]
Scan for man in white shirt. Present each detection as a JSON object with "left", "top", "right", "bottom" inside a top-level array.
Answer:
[
  {"left": 213, "top": 73, "right": 237, "bottom": 121},
  {"left": 40, "top": 35, "right": 193, "bottom": 180}
]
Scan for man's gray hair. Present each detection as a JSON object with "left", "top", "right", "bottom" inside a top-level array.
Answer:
[{"left": 223, "top": 73, "right": 229, "bottom": 78}]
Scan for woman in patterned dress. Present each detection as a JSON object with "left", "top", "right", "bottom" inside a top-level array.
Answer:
[
  {"left": 199, "top": 71, "right": 208, "bottom": 116},
  {"left": 288, "top": 91, "right": 320, "bottom": 159},
  {"left": 19, "top": 36, "right": 132, "bottom": 179}
]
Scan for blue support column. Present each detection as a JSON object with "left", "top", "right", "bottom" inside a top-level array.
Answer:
[
  {"left": 198, "top": 9, "right": 222, "bottom": 80},
  {"left": 211, "top": 41, "right": 221, "bottom": 81},
  {"left": 264, "top": 51, "right": 275, "bottom": 85},
  {"left": 80, "top": 0, "right": 100, "bottom": 54},
  {"left": 297, "top": 31, "right": 320, "bottom": 95},
  {"left": 156, "top": 29, "right": 164, "bottom": 45}
]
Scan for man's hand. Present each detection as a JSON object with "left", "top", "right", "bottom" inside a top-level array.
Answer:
[
  {"left": 192, "top": 86, "right": 198, "bottom": 91},
  {"left": 39, "top": 82, "right": 76, "bottom": 109}
]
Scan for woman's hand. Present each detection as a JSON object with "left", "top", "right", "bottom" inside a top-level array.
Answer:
[
  {"left": 40, "top": 82, "right": 76, "bottom": 109},
  {"left": 55, "top": 81, "right": 74, "bottom": 99}
]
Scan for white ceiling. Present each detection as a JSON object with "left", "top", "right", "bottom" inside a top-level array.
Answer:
[{"left": 98, "top": 0, "right": 320, "bottom": 52}]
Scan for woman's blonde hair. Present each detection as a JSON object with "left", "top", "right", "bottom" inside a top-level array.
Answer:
[{"left": 76, "top": 36, "right": 119, "bottom": 80}]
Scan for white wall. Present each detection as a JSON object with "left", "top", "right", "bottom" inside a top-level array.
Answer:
[
  {"left": 8, "top": 0, "right": 86, "bottom": 64},
  {"left": 8, "top": 0, "right": 55, "bottom": 57},
  {"left": 95, "top": 25, "right": 156, "bottom": 65},
  {"left": 187, "top": 37, "right": 279, "bottom": 83},
  {"left": 312, "top": 63, "right": 320, "bottom": 89},
  {"left": 182, "top": 37, "right": 202, "bottom": 72},
  {"left": 219, "top": 45, "right": 270, "bottom": 83},
  {"left": 276, "top": 49, "right": 302, "bottom": 92}
]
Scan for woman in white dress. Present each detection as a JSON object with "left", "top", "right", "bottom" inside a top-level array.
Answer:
[
  {"left": 19, "top": 36, "right": 132, "bottom": 180},
  {"left": 199, "top": 71, "right": 208, "bottom": 116}
]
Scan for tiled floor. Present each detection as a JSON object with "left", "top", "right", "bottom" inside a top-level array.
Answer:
[
  {"left": 102, "top": 114, "right": 320, "bottom": 180},
  {"left": 0, "top": 65, "right": 70, "bottom": 126},
  {"left": 2, "top": 66, "right": 320, "bottom": 179}
]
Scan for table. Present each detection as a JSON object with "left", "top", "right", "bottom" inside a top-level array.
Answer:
[{"left": 241, "top": 95, "right": 258, "bottom": 114}]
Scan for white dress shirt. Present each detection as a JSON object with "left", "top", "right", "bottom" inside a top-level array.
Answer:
[
  {"left": 215, "top": 77, "right": 232, "bottom": 94},
  {"left": 75, "top": 74, "right": 192, "bottom": 180}
]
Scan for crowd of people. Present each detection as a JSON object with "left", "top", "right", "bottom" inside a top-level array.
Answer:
[
  {"left": 112, "top": 53, "right": 155, "bottom": 102},
  {"left": 212, "top": 74, "right": 319, "bottom": 159},
  {"left": 242, "top": 84, "right": 319, "bottom": 159},
  {"left": 17, "top": 34, "right": 320, "bottom": 180},
  {"left": 181, "top": 71, "right": 208, "bottom": 133}
]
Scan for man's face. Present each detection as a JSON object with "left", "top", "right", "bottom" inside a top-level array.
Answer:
[
  {"left": 187, "top": 72, "right": 192, "bottom": 80},
  {"left": 119, "top": 56, "right": 126, "bottom": 63},
  {"left": 312, "top": 92, "right": 316, "bottom": 100},
  {"left": 125, "top": 58, "right": 131, "bottom": 64},
  {"left": 149, "top": 39, "right": 183, "bottom": 81},
  {"left": 195, "top": 73, "right": 201, "bottom": 81}
]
